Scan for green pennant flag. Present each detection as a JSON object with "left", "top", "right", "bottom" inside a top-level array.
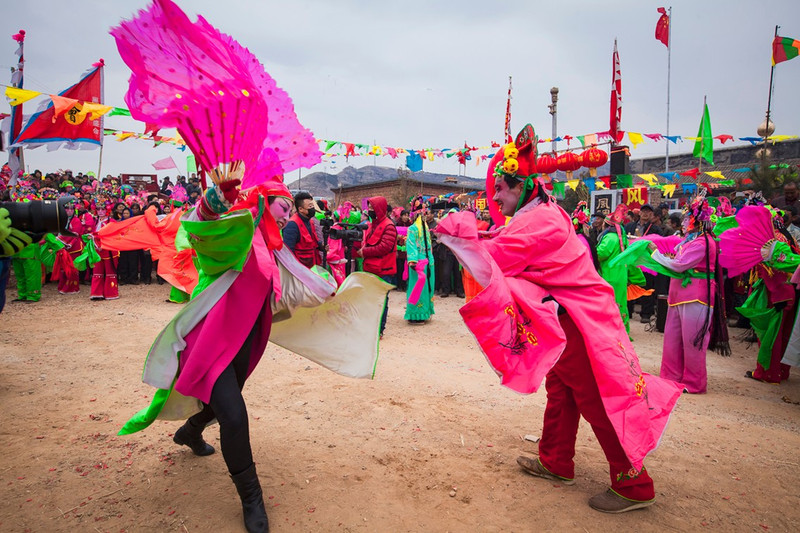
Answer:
[
  {"left": 552, "top": 182, "right": 565, "bottom": 196},
  {"left": 616, "top": 174, "right": 633, "bottom": 188},
  {"left": 577, "top": 135, "right": 586, "bottom": 147},
  {"left": 324, "top": 140, "right": 338, "bottom": 153},
  {"left": 103, "top": 129, "right": 115, "bottom": 135},
  {"left": 719, "top": 179, "right": 735, "bottom": 187},
  {"left": 693, "top": 103, "right": 714, "bottom": 166},
  {"left": 109, "top": 107, "right": 132, "bottom": 117},
  {"left": 187, "top": 155, "right": 197, "bottom": 175}
]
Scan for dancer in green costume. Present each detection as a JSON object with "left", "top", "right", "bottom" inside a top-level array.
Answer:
[
  {"left": 404, "top": 209, "right": 435, "bottom": 323},
  {"left": 596, "top": 204, "right": 645, "bottom": 334}
]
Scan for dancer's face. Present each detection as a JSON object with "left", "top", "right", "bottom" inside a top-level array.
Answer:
[
  {"left": 270, "top": 197, "right": 292, "bottom": 229},
  {"left": 492, "top": 178, "right": 523, "bottom": 217}
]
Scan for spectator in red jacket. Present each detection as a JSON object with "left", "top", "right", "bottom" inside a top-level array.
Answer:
[{"left": 357, "top": 196, "right": 397, "bottom": 336}]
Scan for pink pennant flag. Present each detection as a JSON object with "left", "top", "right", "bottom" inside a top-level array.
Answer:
[{"left": 152, "top": 156, "right": 178, "bottom": 170}]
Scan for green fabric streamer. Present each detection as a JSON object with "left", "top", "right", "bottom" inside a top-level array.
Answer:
[
  {"left": 616, "top": 174, "right": 633, "bottom": 188},
  {"left": 609, "top": 239, "right": 709, "bottom": 286},
  {"left": 736, "top": 281, "right": 782, "bottom": 370},
  {"left": 324, "top": 140, "right": 338, "bottom": 152},
  {"left": 577, "top": 135, "right": 586, "bottom": 147},
  {"left": 73, "top": 234, "right": 101, "bottom": 271},
  {"left": 108, "top": 107, "right": 132, "bottom": 117},
  {"left": 186, "top": 155, "right": 197, "bottom": 175},
  {"left": 552, "top": 181, "right": 565, "bottom": 196},
  {"left": 118, "top": 385, "right": 174, "bottom": 435}
]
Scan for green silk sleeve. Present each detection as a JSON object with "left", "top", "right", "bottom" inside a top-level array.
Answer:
[
  {"left": 596, "top": 233, "right": 617, "bottom": 262},
  {"left": 768, "top": 241, "right": 800, "bottom": 274}
]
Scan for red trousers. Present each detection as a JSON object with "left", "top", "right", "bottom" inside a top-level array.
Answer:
[
  {"left": 90, "top": 250, "right": 119, "bottom": 300},
  {"left": 538, "top": 314, "right": 655, "bottom": 501}
]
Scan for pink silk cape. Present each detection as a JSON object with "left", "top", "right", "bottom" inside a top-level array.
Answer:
[{"left": 435, "top": 201, "right": 682, "bottom": 470}]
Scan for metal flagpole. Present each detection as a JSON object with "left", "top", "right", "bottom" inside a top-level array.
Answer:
[
  {"left": 765, "top": 25, "right": 779, "bottom": 136},
  {"left": 8, "top": 30, "right": 26, "bottom": 183},
  {"left": 665, "top": 7, "right": 672, "bottom": 172}
]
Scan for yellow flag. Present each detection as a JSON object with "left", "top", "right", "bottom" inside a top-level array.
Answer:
[
  {"left": 704, "top": 171, "right": 725, "bottom": 179},
  {"left": 595, "top": 178, "right": 607, "bottom": 190},
  {"left": 5, "top": 86, "right": 41, "bottom": 106},
  {"left": 637, "top": 173, "right": 658, "bottom": 186},
  {"left": 567, "top": 179, "right": 580, "bottom": 190},
  {"left": 662, "top": 184, "right": 677, "bottom": 198},
  {"left": 684, "top": 136, "right": 700, "bottom": 142},
  {"left": 78, "top": 102, "right": 113, "bottom": 120},
  {"left": 115, "top": 132, "right": 135, "bottom": 141},
  {"left": 768, "top": 135, "right": 798, "bottom": 142},
  {"left": 628, "top": 132, "right": 644, "bottom": 148}
]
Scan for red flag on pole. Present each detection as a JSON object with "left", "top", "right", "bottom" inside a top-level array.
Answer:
[
  {"left": 655, "top": 8, "right": 670, "bottom": 47},
  {"left": 12, "top": 61, "right": 104, "bottom": 150},
  {"left": 609, "top": 40, "right": 622, "bottom": 145},
  {"left": 8, "top": 29, "right": 26, "bottom": 182}
]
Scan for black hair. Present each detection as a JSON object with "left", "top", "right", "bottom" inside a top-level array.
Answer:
[
  {"left": 668, "top": 214, "right": 681, "bottom": 227},
  {"left": 294, "top": 191, "right": 313, "bottom": 210},
  {"left": 501, "top": 174, "right": 550, "bottom": 206},
  {"left": 640, "top": 204, "right": 654, "bottom": 213}
]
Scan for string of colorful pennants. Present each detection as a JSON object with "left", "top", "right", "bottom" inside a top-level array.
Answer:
[{"left": 5, "top": 84, "right": 800, "bottom": 161}]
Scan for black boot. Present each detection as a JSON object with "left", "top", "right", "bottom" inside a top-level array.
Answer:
[
  {"left": 173, "top": 423, "right": 215, "bottom": 456},
  {"left": 231, "top": 463, "right": 269, "bottom": 533}
]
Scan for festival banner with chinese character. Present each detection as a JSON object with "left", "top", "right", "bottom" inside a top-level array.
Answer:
[
  {"left": 591, "top": 190, "right": 618, "bottom": 217},
  {"left": 12, "top": 62, "right": 104, "bottom": 150},
  {"left": 623, "top": 187, "right": 648, "bottom": 208}
]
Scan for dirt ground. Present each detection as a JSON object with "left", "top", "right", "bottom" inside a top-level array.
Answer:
[{"left": 2, "top": 281, "right": 800, "bottom": 533}]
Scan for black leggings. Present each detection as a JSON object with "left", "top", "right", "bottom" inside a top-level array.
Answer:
[{"left": 186, "top": 316, "right": 260, "bottom": 476}]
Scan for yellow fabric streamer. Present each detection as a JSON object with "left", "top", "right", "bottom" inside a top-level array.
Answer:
[
  {"left": 662, "top": 184, "right": 677, "bottom": 198},
  {"left": 704, "top": 171, "right": 725, "bottom": 179},
  {"left": 115, "top": 132, "right": 135, "bottom": 141},
  {"left": 567, "top": 179, "right": 580, "bottom": 190},
  {"left": 77, "top": 102, "right": 113, "bottom": 120},
  {"left": 427, "top": 150, "right": 435, "bottom": 161},
  {"left": 5, "top": 86, "right": 41, "bottom": 106},
  {"left": 768, "top": 135, "right": 798, "bottom": 142},
  {"left": 637, "top": 173, "right": 658, "bottom": 186},
  {"left": 628, "top": 132, "right": 644, "bottom": 148}
]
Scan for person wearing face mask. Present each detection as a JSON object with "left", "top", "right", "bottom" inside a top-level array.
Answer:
[
  {"left": 282, "top": 191, "right": 322, "bottom": 268},
  {"left": 356, "top": 196, "right": 397, "bottom": 336},
  {"left": 433, "top": 123, "right": 682, "bottom": 514}
]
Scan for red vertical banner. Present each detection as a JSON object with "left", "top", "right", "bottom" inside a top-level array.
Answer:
[
  {"left": 622, "top": 187, "right": 648, "bottom": 208},
  {"left": 12, "top": 61, "right": 104, "bottom": 149},
  {"left": 609, "top": 40, "right": 623, "bottom": 144}
]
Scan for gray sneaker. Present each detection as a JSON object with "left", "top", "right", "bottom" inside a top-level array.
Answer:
[
  {"left": 516, "top": 456, "right": 575, "bottom": 486},
  {"left": 588, "top": 489, "right": 654, "bottom": 513}
]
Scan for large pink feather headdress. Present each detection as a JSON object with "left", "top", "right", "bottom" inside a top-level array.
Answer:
[{"left": 111, "top": 0, "right": 320, "bottom": 189}]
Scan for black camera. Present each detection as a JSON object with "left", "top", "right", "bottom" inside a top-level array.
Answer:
[
  {"left": 1, "top": 196, "right": 74, "bottom": 236},
  {"left": 329, "top": 222, "right": 367, "bottom": 242}
]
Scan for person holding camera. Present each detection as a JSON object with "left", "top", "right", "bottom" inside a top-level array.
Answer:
[
  {"left": 283, "top": 191, "right": 322, "bottom": 269},
  {"left": 356, "top": 196, "right": 397, "bottom": 336}
]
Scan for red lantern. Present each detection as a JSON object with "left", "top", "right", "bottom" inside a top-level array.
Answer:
[
  {"left": 556, "top": 151, "right": 581, "bottom": 178},
  {"left": 580, "top": 147, "right": 608, "bottom": 177},
  {"left": 536, "top": 153, "right": 558, "bottom": 179}
]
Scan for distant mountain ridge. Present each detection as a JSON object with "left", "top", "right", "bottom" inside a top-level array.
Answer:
[{"left": 285, "top": 166, "right": 484, "bottom": 198}]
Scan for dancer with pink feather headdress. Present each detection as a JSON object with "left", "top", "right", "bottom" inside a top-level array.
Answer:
[{"left": 111, "top": 3, "right": 391, "bottom": 531}]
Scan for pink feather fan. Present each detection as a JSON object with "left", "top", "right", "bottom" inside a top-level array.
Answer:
[
  {"left": 718, "top": 205, "right": 776, "bottom": 277},
  {"left": 111, "top": 0, "right": 320, "bottom": 188}
]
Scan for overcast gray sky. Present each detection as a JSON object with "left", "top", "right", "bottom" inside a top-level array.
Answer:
[{"left": 3, "top": 0, "right": 800, "bottom": 181}]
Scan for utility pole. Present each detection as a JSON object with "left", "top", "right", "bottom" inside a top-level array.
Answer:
[{"left": 548, "top": 87, "right": 559, "bottom": 153}]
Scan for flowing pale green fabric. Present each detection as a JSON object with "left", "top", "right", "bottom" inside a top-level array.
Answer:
[
  {"left": 610, "top": 239, "right": 709, "bottom": 286},
  {"left": 119, "top": 210, "right": 256, "bottom": 435}
]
